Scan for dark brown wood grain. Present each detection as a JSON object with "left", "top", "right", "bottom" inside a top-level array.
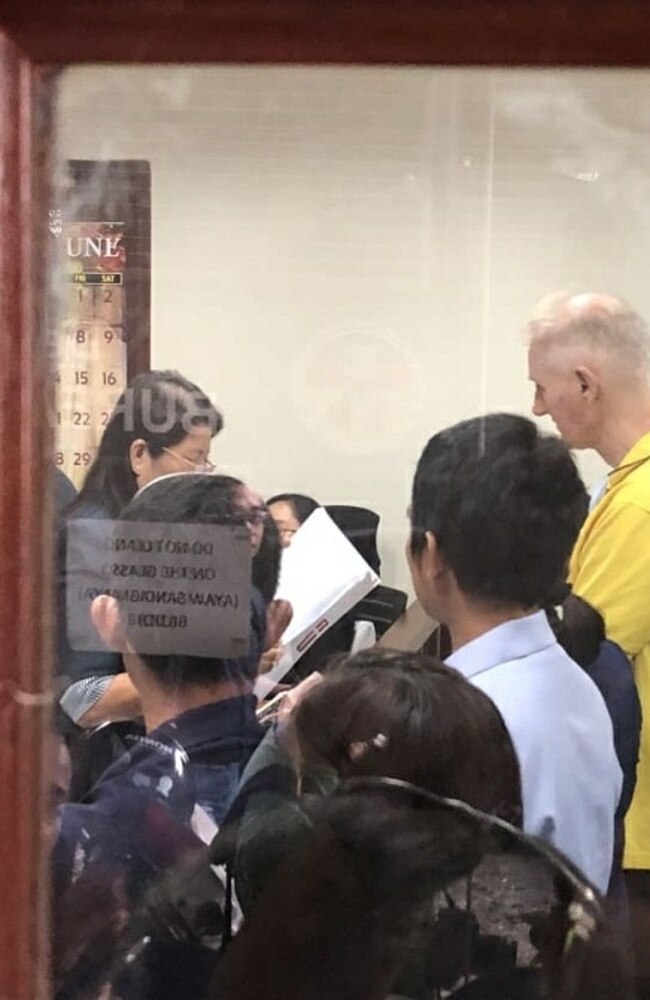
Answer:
[
  {"left": 0, "top": 34, "right": 54, "bottom": 1000},
  {"left": 1, "top": 2, "right": 650, "bottom": 998},
  {"left": 2, "top": 0, "right": 650, "bottom": 67}
]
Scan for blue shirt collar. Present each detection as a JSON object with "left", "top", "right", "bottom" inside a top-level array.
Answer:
[{"left": 445, "top": 610, "right": 557, "bottom": 680}]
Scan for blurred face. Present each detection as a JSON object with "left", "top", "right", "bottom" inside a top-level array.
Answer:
[
  {"left": 528, "top": 341, "right": 597, "bottom": 449},
  {"left": 269, "top": 500, "right": 301, "bottom": 548},
  {"left": 237, "top": 485, "right": 268, "bottom": 554},
  {"left": 131, "top": 424, "right": 214, "bottom": 489}
]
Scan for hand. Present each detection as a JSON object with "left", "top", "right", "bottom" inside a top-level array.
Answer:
[
  {"left": 274, "top": 672, "right": 323, "bottom": 768},
  {"left": 276, "top": 671, "right": 322, "bottom": 722},
  {"left": 258, "top": 643, "right": 283, "bottom": 674}
]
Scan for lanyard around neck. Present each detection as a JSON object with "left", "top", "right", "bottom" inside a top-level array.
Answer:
[{"left": 607, "top": 453, "right": 650, "bottom": 481}]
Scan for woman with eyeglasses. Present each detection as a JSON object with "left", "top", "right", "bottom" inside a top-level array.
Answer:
[{"left": 56, "top": 370, "right": 222, "bottom": 798}]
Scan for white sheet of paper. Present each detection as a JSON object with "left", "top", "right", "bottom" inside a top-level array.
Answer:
[{"left": 255, "top": 508, "right": 379, "bottom": 697}]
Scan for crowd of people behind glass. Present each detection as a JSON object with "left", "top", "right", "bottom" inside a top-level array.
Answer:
[{"left": 51, "top": 293, "right": 650, "bottom": 999}]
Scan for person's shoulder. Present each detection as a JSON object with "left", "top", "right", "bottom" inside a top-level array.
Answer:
[
  {"left": 156, "top": 696, "right": 263, "bottom": 758},
  {"left": 67, "top": 498, "right": 112, "bottom": 520},
  {"left": 55, "top": 791, "right": 121, "bottom": 875},
  {"left": 54, "top": 469, "right": 77, "bottom": 517},
  {"left": 585, "top": 495, "right": 650, "bottom": 539},
  {"left": 593, "top": 639, "right": 633, "bottom": 670},
  {"left": 524, "top": 643, "right": 612, "bottom": 705},
  {"left": 611, "top": 464, "right": 650, "bottom": 512},
  {"left": 588, "top": 640, "right": 640, "bottom": 703}
]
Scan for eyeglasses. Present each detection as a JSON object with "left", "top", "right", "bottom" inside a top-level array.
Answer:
[
  {"left": 218, "top": 507, "right": 269, "bottom": 529},
  {"left": 161, "top": 446, "right": 215, "bottom": 474},
  {"left": 243, "top": 506, "right": 269, "bottom": 527}
]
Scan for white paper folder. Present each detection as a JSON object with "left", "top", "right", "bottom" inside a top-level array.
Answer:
[{"left": 255, "top": 508, "right": 379, "bottom": 698}]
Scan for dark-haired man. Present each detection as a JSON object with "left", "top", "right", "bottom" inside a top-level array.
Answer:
[
  {"left": 53, "top": 473, "right": 286, "bottom": 997},
  {"left": 54, "top": 473, "right": 282, "bottom": 896},
  {"left": 407, "top": 413, "right": 621, "bottom": 892}
]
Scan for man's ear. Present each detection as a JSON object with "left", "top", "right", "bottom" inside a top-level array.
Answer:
[
  {"left": 129, "top": 438, "right": 149, "bottom": 477},
  {"left": 419, "top": 531, "right": 446, "bottom": 583},
  {"left": 574, "top": 365, "right": 599, "bottom": 400},
  {"left": 90, "top": 595, "right": 129, "bottom": 652}
]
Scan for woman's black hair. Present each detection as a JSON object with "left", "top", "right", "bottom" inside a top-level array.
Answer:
[
  {"left": 294, "top": 649, "right": 522, "bottom": 827},
  {"left": 266, "top": 493, "right": 320, "bottom": 525},
  {"left": 252, "top": 512, "right": 282, "bottom": 603},
  {"left": 71, "top": 370, "right": 223, "bottom": 517}
]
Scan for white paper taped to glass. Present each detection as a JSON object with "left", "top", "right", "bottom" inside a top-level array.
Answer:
[{"left": 255, "top": 508, "right": 379, "bottom": 698}]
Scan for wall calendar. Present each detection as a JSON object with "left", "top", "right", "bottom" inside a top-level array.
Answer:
[{"left": 53, "top": 161, "right": 151, "bottom": 488}]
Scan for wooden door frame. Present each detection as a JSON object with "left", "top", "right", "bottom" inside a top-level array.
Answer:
[
  {"left": 5, "top": 1, "right": 650, "bottom": 66},
  {"left": 3, "top": 3, "right": 650, "bottom": 997}
]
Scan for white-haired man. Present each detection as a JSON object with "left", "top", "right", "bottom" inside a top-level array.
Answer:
[{"left": 527, "top": 291, "right": 650, "bottom": 987}]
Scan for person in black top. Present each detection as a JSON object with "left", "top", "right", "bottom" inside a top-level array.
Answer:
[
  {"left": 547, "top": 592, "right": 641, "bottom": 898},
  {"left": 54, "top": 468, "right": 77, "bottom": 517},
  {"left": 57, "top": 370, "right": 222, "bottom": 797}
]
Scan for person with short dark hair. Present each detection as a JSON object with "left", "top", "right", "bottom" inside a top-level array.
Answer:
[
  {"left": 267, "top": 492, "right": 320, "bottom": 548},
  {"left": 54, "top": 474, "right": 271, "bottom": 888},
  {"left": 408, "top": 413, "right": 622, "bottom": 892},
  {"left": 54, "top": 474, "right": 289, "bottom": 1000}
]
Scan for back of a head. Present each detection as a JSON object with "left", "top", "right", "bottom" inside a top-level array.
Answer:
[
  {"left": 266, "top": 493, "right": 320, "bottom": 525},
  {"left": 294, "top": 648, "right": 522, "bottom": 826},
  {"left": 118, "top": 473, "right": 265, "bottom": 688},
  {"left": 410, "top": 413, "right": 588, "bottom": 608},
  {"left": 76, "top": 370, "right": 223, "bottom": 516},
  {"left": 547, "top": 593, "right": 606, "bottom": 668},
  {"left": 526, "top": 291, "right": 650, "bottom": 380}
]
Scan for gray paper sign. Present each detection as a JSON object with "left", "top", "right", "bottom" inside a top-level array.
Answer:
[{"left": 67, "top": 518, "right": 251, "bottom": 658}]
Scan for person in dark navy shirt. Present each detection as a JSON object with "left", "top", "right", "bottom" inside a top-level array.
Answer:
[
  {"left": 52, "top": 473, "right": 280, "bottom": 999},
  {"left": 547, "top": 592, "right": 642, "bottom": 895}
]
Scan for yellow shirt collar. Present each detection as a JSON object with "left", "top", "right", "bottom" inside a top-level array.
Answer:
[{"left": 608, "top": 431, "right": 650, "bottom": 488}]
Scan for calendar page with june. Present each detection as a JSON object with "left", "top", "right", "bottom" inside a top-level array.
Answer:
[{"left": 55, "top": 221, "right": 128, "bottom": 487}]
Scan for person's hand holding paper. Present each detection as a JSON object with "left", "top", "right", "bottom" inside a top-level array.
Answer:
[{"left": 255, "top": 508, "right": 379, "bottom": 698}]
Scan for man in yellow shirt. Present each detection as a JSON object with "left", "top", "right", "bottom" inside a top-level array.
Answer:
[{"left": 527, "top": 291, "right": 650, "bottom": 989}]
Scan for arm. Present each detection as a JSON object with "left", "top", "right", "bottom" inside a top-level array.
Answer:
[
  {"left": 75, "top": 673, "right": 141, "bottom": 729},
  {"left": 232, "top": 678, "right": 337, "bottom": 913},
  {"left": 232, "top": 727, "right": 336, "bottom": 914},
  {"left": 570, "top": 501, "right": 650, "bottom": 657},
  {"left": 57, "top": 513, "right": 139, "bottom": 728}
]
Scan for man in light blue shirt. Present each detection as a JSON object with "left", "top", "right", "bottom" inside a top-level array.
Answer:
[{"left": 407, "top": 413, "right": 622, "bottom": 893}]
